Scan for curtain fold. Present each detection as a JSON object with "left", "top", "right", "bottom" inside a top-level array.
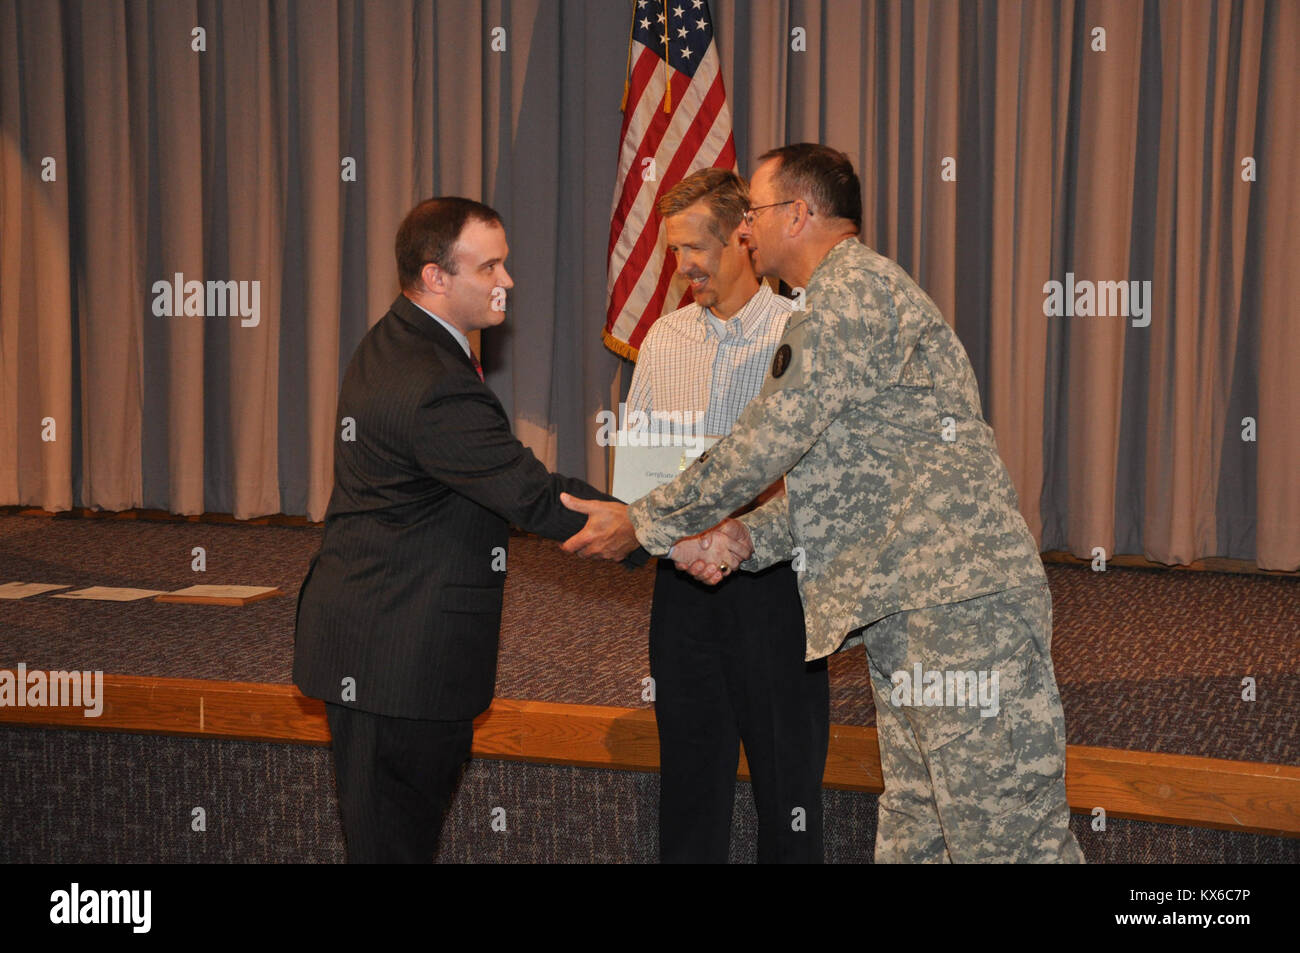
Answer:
[
  {"left": 0, "top": 0, "right": 1294, "bottom": 568},
  {"left": 1, "top": 0, "right": 75, "bottom": 509},
  {"left": 1252, "top": 0, "right": 1300, "bottom": 567},
  {"left": 983, "top": 0, "right": 1061, "bottom": 543},
  {"left": 147, "top": 1, "right": 206, "bottom": 516},
  {"left": 279, "top": 0, "right": 341, "bottom": 521}
]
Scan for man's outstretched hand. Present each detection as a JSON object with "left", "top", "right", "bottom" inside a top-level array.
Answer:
[
  {"left": 672, "top": 518, "right": 753, "bottom": 585},
  {"left": 559, "top": 493, "right": 641, "bottom": 561}
]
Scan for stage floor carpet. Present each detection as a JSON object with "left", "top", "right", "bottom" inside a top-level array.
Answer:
[{"left": 1, "top": 514, "right": 1296, "bottom": 766}]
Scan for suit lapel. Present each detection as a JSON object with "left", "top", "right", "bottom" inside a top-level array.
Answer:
[{"left": 389, "top": 294, "right": 482, "bottom": 380}]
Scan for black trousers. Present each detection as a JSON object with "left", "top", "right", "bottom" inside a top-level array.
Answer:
[
  {"left": 649, "top": 559, "right": 830, "bottom": 863},
  {"left": 325, "top": 703, "right": 474, "bottom": 863}
]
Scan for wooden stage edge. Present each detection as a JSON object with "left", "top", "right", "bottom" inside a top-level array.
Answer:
[{"left": 2, "top": 673, "right": 1297, "bottom": 839}]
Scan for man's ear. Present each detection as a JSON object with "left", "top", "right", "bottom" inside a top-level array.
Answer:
[
  {"left": 421, "top": 261, "right": 449, "bottom": 296},
  {"left": 787, "top": 199, "right": 813, "bottom": 238}
]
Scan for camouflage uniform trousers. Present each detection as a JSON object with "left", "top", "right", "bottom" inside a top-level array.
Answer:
[{"left": 860, "top": 582, "right": 1084, "bottom": 863}]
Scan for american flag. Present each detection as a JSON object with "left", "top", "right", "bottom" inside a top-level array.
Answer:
[{"left": 603, "top": 0, "right": 737, "bottom": 360}]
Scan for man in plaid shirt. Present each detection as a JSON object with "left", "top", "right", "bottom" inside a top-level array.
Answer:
[{"left": 628, "top": 168, "right": 830, "bottom": 863}]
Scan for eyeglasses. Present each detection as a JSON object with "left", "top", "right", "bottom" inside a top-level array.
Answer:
[{"left": 742, "top": 200, "right": 810, "bottom": 226}]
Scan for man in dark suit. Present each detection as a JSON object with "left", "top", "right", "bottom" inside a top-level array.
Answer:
[{"left": 293, "top": 197, "right": 642, "bottom": 863}]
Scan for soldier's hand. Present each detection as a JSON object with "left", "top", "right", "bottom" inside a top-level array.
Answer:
[
  {"left": 713, "top": 518, "right": 754, "bottom": 562},
  {"left": 559, "top": 494, "right": 640, "bottom": 561},
  {"left": 672, "top": 519, "right": 753, "bottom": 585},
  {"left": 670, "top": 535, "right": 719, "bottom": 583}
]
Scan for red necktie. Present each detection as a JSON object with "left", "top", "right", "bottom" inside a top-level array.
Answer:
[{"left": 470, "top": 351, "right": 484, "bottom": 382}]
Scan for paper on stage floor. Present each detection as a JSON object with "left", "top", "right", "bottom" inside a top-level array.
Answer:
[
  {"left": 52, "top": 586, "right": 168, "bottom": 602},
  {"left": 154, "top": 585, "right": 281, "bottom": 605},
  {"left": 0, "top": 582, "right": 73, "bottom": 599}
]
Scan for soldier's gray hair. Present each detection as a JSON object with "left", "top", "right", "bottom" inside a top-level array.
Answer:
[{"left": 757, "top": 143, "right": 862, "bottom": 232}]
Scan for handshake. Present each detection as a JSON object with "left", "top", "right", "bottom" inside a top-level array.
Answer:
[{"left": 558, "top": 493, "right": 754, "bottom": 586}]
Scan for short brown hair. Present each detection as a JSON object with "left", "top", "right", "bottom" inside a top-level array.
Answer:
[
  {"left": 757, "top": 144, "right": 862, "bottom": 231},
  {"left": 656, "top": 168, "right": 749, "bottom": 244},
  {"left": 395, "top": 197, "right": 503, "bottom": 291}
]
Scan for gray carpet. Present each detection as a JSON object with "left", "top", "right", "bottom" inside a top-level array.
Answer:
[{"left": 2, "top": 724, "right": 1295, "bottom": 864}]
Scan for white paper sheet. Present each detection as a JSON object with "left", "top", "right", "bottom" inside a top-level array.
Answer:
[
  {"left": 0, "top": 582, "right": 72, "bottom": 600},
  {"left": 52, "top": 587, "right": 167, "bottom": 602}
]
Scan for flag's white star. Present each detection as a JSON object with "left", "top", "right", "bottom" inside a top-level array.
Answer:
[
  {"left": 696, "top": 19, "right": 707, "bottom": 30},
  {"left": 691, "top": 0, "right": 703, "bottom": 8},
  {"left": 680, "top": 46, "right": 693, "bottom": 59},
  {"left": 657, "top": 12, "right": 665, "bottom": 23},
  {"left": 677, "top": 26, "right": 688, "bottom": 38},
  {"left": 673, "top": 5, "right": 685, "bottom": 17},
  {"left": 640, "top": 17, "right": 651, "bottom": 29},
  {"left": 637, "top": 0, "right": 647, "bottom": 7}
]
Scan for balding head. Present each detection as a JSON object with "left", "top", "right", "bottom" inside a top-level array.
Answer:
[{"left": 739, "top": 144, "right": 862, "bottom": 288}]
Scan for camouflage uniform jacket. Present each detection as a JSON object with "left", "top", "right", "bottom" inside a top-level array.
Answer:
[{"left": 628, "top": 237, "right": 1046, "bottom": 660}]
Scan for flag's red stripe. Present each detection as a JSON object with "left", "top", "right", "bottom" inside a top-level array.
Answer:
[
  {"left": 614, "top": 45, "right": 659, "bottom": 146},
  {"left": 607, "top": 72, "right": 728, "bottom": 310},
  {"left": 605, "top": 74, "right": 730, "bottom": 328},
  {"left": 606, "top": 48, "right": 678, "bottom": 259},
  {"left": 606, "top": 54, "right": 700, "bottom": 259},
  {"left": 607, "top": 49, "right": 727, "bottom": 261},
  {"left": 613, "top": 128, "right": 737, "bottom": 339},
  {"left": 605, "top": 54, "right": 663, "bottom": 257},
  {"left": 715, "top": 134, "right": 737, "bottom": 173},
  {"left": 604, "top": 8, "right": 738, "bottom": 354},
  {"left": 628, "top": 251, "right": 684, "bottom": 350}
]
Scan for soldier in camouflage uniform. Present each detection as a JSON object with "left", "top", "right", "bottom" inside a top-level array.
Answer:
[{"left": 565, "top": 144, "right": 1082, "bottom": 863}]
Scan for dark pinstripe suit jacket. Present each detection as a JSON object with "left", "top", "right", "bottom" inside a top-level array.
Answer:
[{"left": 294, "top": 293, "right": 636, "bottom": 721}]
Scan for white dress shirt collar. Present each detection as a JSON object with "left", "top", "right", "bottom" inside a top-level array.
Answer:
[
  {"left": 408, "top": 297, "right": 472, "bottom": 360},
  {"left": 697, "top": 282, "right": 775, "bottom": 342}
]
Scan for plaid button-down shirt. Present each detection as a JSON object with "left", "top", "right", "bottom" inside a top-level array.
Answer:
[{"left": 627, "top": 282, "right": 794, "bottom": 436}]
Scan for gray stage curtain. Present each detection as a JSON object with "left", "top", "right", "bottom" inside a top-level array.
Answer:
[{"left": 1, "top": 0, "right": 1296, "bottom": 569}]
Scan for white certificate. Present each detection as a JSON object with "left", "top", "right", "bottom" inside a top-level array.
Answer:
[
  {"left": 52, "top": 587, "right": 167, "bottom": 602},
  {"left": 0, "top": 582, "right": 71, "bottom": 600},
  {"left": 612, "top": 437, "right": 720, "bottom": 503}
]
